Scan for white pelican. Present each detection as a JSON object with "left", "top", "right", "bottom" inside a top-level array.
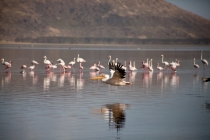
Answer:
[
  {"left": 200, "top": 50, "right": 208, "bottom": 66},
  {"left": 77, "top": 54, "right": 86, "bottom": 62},
  {"left": 90, "top": 62, "right": 132, "bottom": 86},
  {"left": 157, "top": 63, "right": 163, "bottom": 71},
  {"left": 69, "top": 58, "right": 76, "bottom": 66},
  {"left": 90, "top": 63, "right": 100, "bottom": 71}
]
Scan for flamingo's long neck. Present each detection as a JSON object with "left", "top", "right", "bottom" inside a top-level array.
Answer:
[
  {"left": 201, "top": 51, "right": 203, "bottom": 60},
  {"left": 130, "top": 61, "right": 132, "bottom": 67},
  {"left": 108, "top": 56, "right": 111, "bottom": 65},
  {"left": 150, "top": 59, "right": 153, "bottom": 67},
  {"left": 133, "top": 61, "right": 135, "bottom": 67},
  {"left": 124, "top": 61, "right": 126, "bottom": 67},
  {"left": 161, "top": 56, "right": 164, "bottom": 63}
]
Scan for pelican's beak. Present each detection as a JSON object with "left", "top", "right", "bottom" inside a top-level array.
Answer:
[{"left": 90, "top": 75, "right": 105, "bottom": 80}]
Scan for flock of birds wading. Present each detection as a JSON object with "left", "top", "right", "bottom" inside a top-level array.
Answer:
[{"left": 1, "top": 50, "right": 210, "bottom": 85}]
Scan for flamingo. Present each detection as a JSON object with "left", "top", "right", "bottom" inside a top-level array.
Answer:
[
  {"left": 141, "top": 58, "right": 149, "bottom": 72},
  {"left": 129, "top": 61, "right": 136, "bottom": 72},
  {"left": 49, "top": 63, "right": 57, "bottom": 70},
  {"left": 122, "top": 61, "right": 127, "bottom": 70},
  {"left": 90, "top": 64, "right": 100, "bottom": 71},
  {"left": 77, "top": 54, "right": 86, "bottom": 62},
  {"left": 157, "top": 63, "right": 163, "bottom": 71},
  {"left": 57, "top": 58, "right": 65, "bottom": 72},
  {"left": 115, "top": 58, "right": 118, "bottom": 66},
  {"left": 108, "top": 55, "right": 111, "bottom": 65},
  {"left": 43, "top": 56, "right": 52, "bottom": 71},
  {"left": 1, "top": 58, "right": 10, "bottom": 66},
  {"left": 69, "top": 58, "right": 76, "bottom": 67},
  {"left": 43, "top": 56, "right": 52, "bottom": 65},
  {"left": 161, "top": 55, "right": 169, "bottom": 68},
  {"left": 28, "top": 65, "right": 35, "bottom": 70},
  {"left": 31, "top": 60, "right": 39, "bottom": 65},
  {"left": 200, "top": 50, "right": 208, "bottom": 68},
  {"left": 193, "top": 58, "right": 199, "bottom": 72},
  {"left": 133, "top": 61, "right": 137, "bottom": 71},
  {"left": 63, "top": 65, "right": 71, "bottom": 72},
  {"left": 148, "top": 59, "right": 153, "bottom": 72},
  {"left": 4, "top": 61, "right": 12, "bottom": 71},
  {"left": 20, "top": 64, "right": 27, "bottom": 74},
  {"left": 79, "top": 62, "right": 83, "bottom": 71},
  {"left": 98, "top": 61, "right": 105, "bottom": 69}
]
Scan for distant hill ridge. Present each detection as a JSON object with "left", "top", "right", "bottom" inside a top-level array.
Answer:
[{"left": 0, "top": 0, "right": 210, "bottom": 44}]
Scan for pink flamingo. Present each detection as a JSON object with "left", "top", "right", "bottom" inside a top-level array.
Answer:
[
  {"left": 98, "top": 61, "right": 105, "bottom": 69},
  {"left": 5, "top": 61, "right": 12, "bottom": 71},
  {"left": 141, "top": 58, "right": 149, "bottom": 72},
  {"left": 193, "top": 58, "right": 199, "bottom": 73},
  {"left": 200, "top": 50, "right": 208, "bottom": 70},
  {"left": 20, "top": 64, "right": 27, "bottom": 74},
  {"left": 69, "top": 58, "right": 76, "bottom": 67},
  {"left": 31, "top": 60, "right": 39, "bottom": 65},
  {"left": 90, "top": 63, "right": 100, "bottom": 71},
  {"left": 77, "top": 54, "right": 86, "bottom": 62},
  {"left": 79, "top": 62, "right": 83, "bottom": 71},
  {"left": 129, "top": 61, "right": 136, "bottom": 72},
  {"left": 157, "top": 63, "right": 163, "bottom": 71}
]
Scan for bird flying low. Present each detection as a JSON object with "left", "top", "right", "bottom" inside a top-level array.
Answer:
[{"left": 90, "top": 62, "right": 132, "bottom": 86}]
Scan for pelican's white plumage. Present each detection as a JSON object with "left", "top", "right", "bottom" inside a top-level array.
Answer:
[{"left": 91, "top": 62, "right": 131, "bottom": 86}]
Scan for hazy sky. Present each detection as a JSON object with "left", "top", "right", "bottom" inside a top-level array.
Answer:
[{"left": 166, "top": 0, "right": 210, "bottom": 20}]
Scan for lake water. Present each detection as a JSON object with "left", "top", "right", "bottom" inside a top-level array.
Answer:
[{"left": 0, "top": 44, "right": 210, "bottom": 140}]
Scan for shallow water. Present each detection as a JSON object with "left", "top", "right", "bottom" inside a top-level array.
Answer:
[{"left": 0, "top": 44, "right": 210, "bottom": 140}]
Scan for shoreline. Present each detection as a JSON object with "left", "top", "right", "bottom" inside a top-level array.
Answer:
[{"left": 0, "top": 42, "right": 210, "bottom": 48}]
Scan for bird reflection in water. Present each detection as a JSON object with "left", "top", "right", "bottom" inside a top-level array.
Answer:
[
  {"left": 170, "top": 72, "right": 179, "bottom": 87},
  {"left": 128, "top": 71, "right": 137, "bottom": 84},
  {"left": 1, "top": 72, "right": 11, "bottom": 87},
  {"left": 43, "top": 71, "right": 57, "bottom": 91},
  {"left": 29, "top": 71, "right": 38, "bottom": 85},
  {"left": 77, "top": 72, "right": 85, "bottom": 91},
  {"left": 58, "top": 73, "right": 65, "bottom": 87},
  {"left": 203, "top": 101, "right": 210, "bottom": 111},
  {"left": 142, "top": 72, "right": 153, "bottom": 88},
  {"left": 101, "top": 103, "right": 131, "bottom": 139}
]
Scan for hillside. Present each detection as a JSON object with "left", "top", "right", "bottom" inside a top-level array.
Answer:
[{"left": 0, "top": 0, "right": 210, "bottom": 44}]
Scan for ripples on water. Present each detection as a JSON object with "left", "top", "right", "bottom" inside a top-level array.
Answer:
[{"left": 0, "top": 44, "right": 210, "bottom": 140}]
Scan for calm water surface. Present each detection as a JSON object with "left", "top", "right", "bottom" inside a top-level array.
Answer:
[{"left": 0, "top": 44, "right": 210, "bottom": 140}]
